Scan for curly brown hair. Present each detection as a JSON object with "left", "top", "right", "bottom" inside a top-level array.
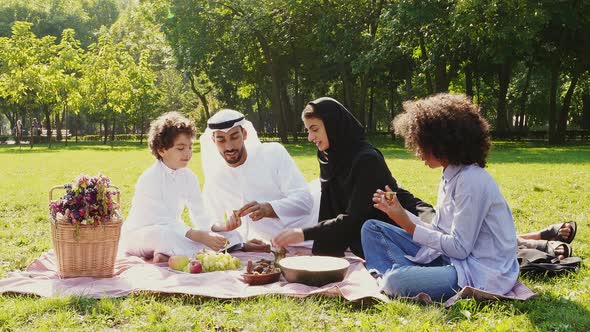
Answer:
[
  {"left": 393, "top": 93, "right": 491, "bottom": 168},
  {"left": 147, "top": 112, "right": 196, "bottom": 160}
]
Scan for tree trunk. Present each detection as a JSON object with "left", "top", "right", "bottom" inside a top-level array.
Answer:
[
  {"left": 358, "top": 74, "right": 369, "bottom": 126},
  {"left": 548, "top": 64, "right": 559, "bottom": 142},
  {"left": 140, "top": 111, "right": 146, "bottom": 144},
  {"left": 280, "top": 79, "right": 297, "bottom": 142},
  {"left": 556, "top": 73, "right": 579, "bottom": 143},
  {"left": 405, "top": 71, "right": 413, "bottom": 99},
  {"left": 75, "top": 113, "right": 79, "bottom": 142},
  {"left": 43, "top": 106, "right": 52, "bottom": 146},
  {"left": 188, "top": 73, "right": 211, "bottom": 120},
  {"left": 496, "top": 62, "right": 512, "bottom": 136},
  {"left": 103, "top": 117, "right": 108, "bottom": 144},
  {"left": 465, "top": 65, "right": 474, "bottom": 98},
  {"left": 368, "top": 83, "right": 375, "bottom": 131},
  {"left": 342, "top": 68, "right": 355, "bottom": 114},
  {"left": 518, "top": 65, "right": 532, "bottom": 131},
  {"left": 110, "top": 113, "right": 116, "bottom": 142},
  {"left": 255, "top": 31, "right": 288, "bottom": 144},
  {"left": 56, "top": 111, "right": 63, "bottom": 141},
  {"left": 418, "top": 33, "right": 434, "bottom": 95},
  {"left": 582, "top": 93, "right": 590, "bottom": 130},
  {"left": 434, "top": 61, "right": 449, "bottom": 93}
]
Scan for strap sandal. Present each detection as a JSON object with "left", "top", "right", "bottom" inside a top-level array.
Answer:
[{"left": 540, "top": 221, "right": 577, "bottom": 244}]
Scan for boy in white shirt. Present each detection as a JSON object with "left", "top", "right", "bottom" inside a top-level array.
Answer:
[{"left": 120, "top": 112, "right": 240, "bottom": 263}]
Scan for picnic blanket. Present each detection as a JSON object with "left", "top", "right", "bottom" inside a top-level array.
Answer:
[
  {"left": 0, "top": 247, "right": 536, "bottom": 306},
  {"left": 0, "top": 247, "right": 388, "bottom": 302}
]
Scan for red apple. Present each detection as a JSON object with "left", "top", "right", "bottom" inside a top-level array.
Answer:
[{"left": 189, "top": 260, "right": 203, "bottom": 274}]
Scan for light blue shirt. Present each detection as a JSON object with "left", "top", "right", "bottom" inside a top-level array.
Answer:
[{"left": 409, "top": 164, "right": 519, "bottom": 294}]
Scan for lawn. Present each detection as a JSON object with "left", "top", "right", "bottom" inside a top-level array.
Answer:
[{"left": 0, "top": 139, "right": 589, "bottom": 331}]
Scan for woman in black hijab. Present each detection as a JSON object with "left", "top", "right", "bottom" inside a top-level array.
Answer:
[{"left": 273, "top": 97, "right": 434, "bottom": 258}]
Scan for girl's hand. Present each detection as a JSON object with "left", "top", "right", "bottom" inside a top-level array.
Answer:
[{"left": 373, "top": 185, "right": 405, "bottom": 221}]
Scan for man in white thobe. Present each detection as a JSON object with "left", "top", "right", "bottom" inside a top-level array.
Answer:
[{"left": 200, "top": 109, "right": 319, "bottom": 250}]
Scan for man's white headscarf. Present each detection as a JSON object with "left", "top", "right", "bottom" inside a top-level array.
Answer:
[{"left": 199, "top": 109, "right": 261, "bottom": 180}]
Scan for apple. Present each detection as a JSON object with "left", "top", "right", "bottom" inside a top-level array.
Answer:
[
  {"left": 168, "top": 255, "right": 190, "bottom": 271},
  {"left": 189, "top": 259, "right": 203, "bottom": 274}
]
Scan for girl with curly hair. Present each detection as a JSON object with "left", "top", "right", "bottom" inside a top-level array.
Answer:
[{"left": 361, "top": 93, "right": 519, "bottom": 301}]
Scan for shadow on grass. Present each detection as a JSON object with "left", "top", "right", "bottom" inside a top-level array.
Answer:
[
  {"left": 1, "top": 139, "right": 589, "bottom": 165},
  {"left": 0, "top": 141, "right": 147, "bottom": 154}
]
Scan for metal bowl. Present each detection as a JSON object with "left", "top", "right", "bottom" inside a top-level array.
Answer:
[{"left": 279, "top": 256, "right": 350, "bottom": 287}]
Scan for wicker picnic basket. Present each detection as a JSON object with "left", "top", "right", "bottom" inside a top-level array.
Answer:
[{"left": 49, "top": 184, "right": 122, "bottom": 278}]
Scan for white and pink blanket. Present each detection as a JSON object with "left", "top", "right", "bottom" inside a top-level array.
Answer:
[{"left": 0, "top": 247, "right": 536, "bottom": 307}]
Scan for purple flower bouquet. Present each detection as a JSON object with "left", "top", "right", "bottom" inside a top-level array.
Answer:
[{"left": 49, "top": 174, "right": 122, "bottom": 225}]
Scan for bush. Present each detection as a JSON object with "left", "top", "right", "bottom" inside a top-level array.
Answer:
[
  {"left": 0, "top": 135, "right": 11, "bottom": 143},
  {"left": 77, "top": 134, "right": 145, "bottom": 142}
]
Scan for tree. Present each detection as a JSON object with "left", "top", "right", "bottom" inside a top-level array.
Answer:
[{"left": 81, "top": 28, "right": 133, "bottom": 144}]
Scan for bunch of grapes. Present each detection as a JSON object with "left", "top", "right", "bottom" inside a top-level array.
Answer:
[{"left": 194, "top": 249, "right": 242, "bottom": 272}]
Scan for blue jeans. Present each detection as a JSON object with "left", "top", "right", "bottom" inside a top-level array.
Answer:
[{"left": 361, "top": 219, "right": 459, "bottom": 301}]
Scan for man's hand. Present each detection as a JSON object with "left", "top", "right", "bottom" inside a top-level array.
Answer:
[
  {"left": 243, "top": 239, "right": 271, "bottom": 252},
  {"left": 186, "top": 229, "right": 227, "bottom": 251},
  {"left": 272, "top": 228, "right": 304, "bottom": 248},
  {"left": 211, "top": 210, "right": 242, "bottom": 232},
  {"left": 239, "top": 201, "right": 277, "bottom": 221}
]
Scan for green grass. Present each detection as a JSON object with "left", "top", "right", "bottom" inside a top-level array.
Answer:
[{"left": 1, "top": 140, "right": 589, "bottom": 331}]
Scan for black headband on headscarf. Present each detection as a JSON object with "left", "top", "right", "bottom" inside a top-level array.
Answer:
[{"left": 308, "top": 97, "right": 369, "bottom": 182}]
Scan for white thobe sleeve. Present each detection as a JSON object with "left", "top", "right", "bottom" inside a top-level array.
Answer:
[
  {"left": 267, "top": 145, "right": 314, "bottom": 220},
  {"left": 186, "top": 170, "right": 213, "bottom": 231}
]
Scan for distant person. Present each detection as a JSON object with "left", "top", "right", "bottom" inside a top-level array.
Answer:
[
  {"left": 361, "top": 93, "right": 519, "bottom": 301},
  {"left": 120, "top": 112, "right": 239, "bottom": 263},
  {"left": 15, "top": 120, "right": 23, "bottom": 143},
  {"left": 272, "top": 97, "right": 434, "bottom": 258},
  {"left": 31, "top": 118, "right": 41, "bottom": 136}
]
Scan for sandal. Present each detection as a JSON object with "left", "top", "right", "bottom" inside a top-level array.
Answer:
[
  {"left": 518, "top": 239, "right": 573, "bottom": 258},
  {"left": 540, "top": 221, "right": 577, "bottom": 244},
  {"left": 546, "top": 241, "right": 573, "bottom": 259}
]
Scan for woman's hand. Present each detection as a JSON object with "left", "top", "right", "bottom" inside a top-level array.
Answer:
[{"left": 272, "top": 228, "right": 304, "bottom": 248}]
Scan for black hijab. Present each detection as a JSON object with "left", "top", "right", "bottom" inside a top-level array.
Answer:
[{"left": 308, "top": 97, "right": 371, "bottom": 183}]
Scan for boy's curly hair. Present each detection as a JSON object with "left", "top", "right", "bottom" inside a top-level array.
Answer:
[
  {"left": 393, "top": 93, "right": 491, "bottom": 168},
  {"left": 147, "top": 112, "right": 196, "bottom": 160}
]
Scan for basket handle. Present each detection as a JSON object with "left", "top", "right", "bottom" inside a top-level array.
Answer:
[{"left": 49, "top": 184, "right": 120, "bottom": 204}]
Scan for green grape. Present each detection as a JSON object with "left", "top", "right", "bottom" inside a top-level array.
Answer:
[{"left": 193, "top": 249, "right": 242, "bottom": 272}]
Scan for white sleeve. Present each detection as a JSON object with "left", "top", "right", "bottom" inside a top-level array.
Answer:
[
  {"left": 186, "top": 170, "right": 213, "bottom": 231},
  {"left": 267, "top": 144, "right": 314, "bottom": 220}
]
